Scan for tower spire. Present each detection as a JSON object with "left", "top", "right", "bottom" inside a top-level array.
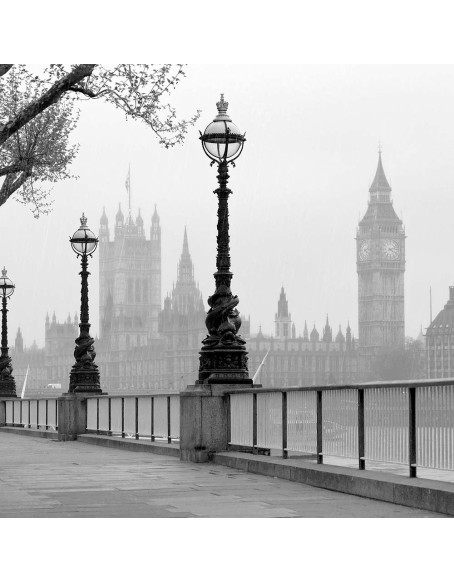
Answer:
[
  {"left": 369, "top": 149, "right": 391, "bottom": 194},
  {"left": 182, "top": 225, "right": 189, "bottom": 257}
]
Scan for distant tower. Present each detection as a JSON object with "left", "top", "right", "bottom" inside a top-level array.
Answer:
[
  {"left": 99, "top": 194, "right": 162, "bottom": 349},
  {"left": 275, "top": 287, "right": 293, "bottom": 339},
  {"left": 159, "top": 228, "right": 206, "bottom": 388},
  {"left": 357, "top": 151, "right": 405, "bottom": 356},
  {"left": 99, "top": 207, "right": 109, "bottom": 243},
  {"left": 322, "top": 315, "right": 332, "bottom": 342},
  {"left": 15, "top": 327, "right": 24, "bottom": 353}
]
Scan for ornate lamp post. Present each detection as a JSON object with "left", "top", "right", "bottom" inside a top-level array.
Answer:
[
  {"left": 68, "top": 214, "right": 102, "bottom": 394},
  {"left": 197, "top": 94, "right": 252, "bottom": 384},
  {"left": 0, "top": 268, "right": 16, "bottom": 397}
]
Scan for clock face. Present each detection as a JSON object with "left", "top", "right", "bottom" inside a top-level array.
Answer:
[
  {"left": 381, "top": 239, "right": 400, "bottom": 260},
  {"left": 358, "top": 240, "right": 371, "bottom": 261}
]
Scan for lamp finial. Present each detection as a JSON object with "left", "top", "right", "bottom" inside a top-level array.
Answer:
[
  {"left": 81, "top": 213, "right": 87, "bottom": 226},
  {"left": 1, "top": 267, "right": 6, "bottom": 277},
  {"left": 216, "top": 94, "right": 228, "bottom": 115}
]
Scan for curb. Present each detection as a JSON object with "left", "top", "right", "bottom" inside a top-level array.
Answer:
[
  {"left": 0, "top": 426, "right": 58, "bottom": 440},
  {"left": 77, "top": 434, "right": 180, "bottom": 457},
  {"left": 212, "top": 452, "right": 454, "bottom": 516}
]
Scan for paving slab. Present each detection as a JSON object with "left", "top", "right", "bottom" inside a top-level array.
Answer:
[{"left": 0, "top": 432, "right": 448, "bottom": 518}]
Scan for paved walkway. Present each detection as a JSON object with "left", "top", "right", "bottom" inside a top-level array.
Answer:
[{"left": 0, "top": 433, "right": 447, "bottom": 517}]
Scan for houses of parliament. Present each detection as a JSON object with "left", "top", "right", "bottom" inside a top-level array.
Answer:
[{"left": 11, "top": 153, "right": 428, "bottom": 396}]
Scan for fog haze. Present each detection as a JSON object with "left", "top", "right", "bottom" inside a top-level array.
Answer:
[{"left": 1, "top": 65, "right": 453, "bottom": 348}]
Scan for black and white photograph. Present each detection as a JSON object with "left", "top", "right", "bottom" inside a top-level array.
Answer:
[{"left": 1, "top": 2, "right": 454, "bottom": 580}]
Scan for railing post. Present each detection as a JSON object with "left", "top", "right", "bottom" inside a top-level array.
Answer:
[
  {"left": 252, "top": 392, "right": 258, "bottom": 454},
  {"left": 20, "top": 399, "right": 22, "bottom": 426},
  {"left": 135, "top": 397, "right": 139, "bottom": 440},
  {"left": 55, "top": 399, "right": 58, "bottom": 430},
  {"left": 317, "top": 390, "right": 323, "bottom": 464},
  {"left": 121, "top": 397, "right": 125, "bottom": 438},
  {"left": 358, "top": 388, "right": 365, "bottom": 470},
  {"left": 167, "top": 396, "right": 171, "bottom": 444},
  {"left": 151, "top": 397, "right": 155, "bottom": 442},
  {"left": 12, "top": 399, "right": 14, "bottom": 426},
  {"left": 409, "top": 386, "right": 417, "bottom": 478},
  {"left": 227, "top": 394, "right": 231, "bottom": 448},
  {"left": 36, "top": 400, "right": 39, "bottom": 429},
  {"left": 96, "top": 398, "right": 100, "bottom": 435},
  {"left": 28, "top": 401, "right": 30, "bottom": 428},
  {"left": 108, "top": 397, "right": 112, "bottom": 436},
  {"left": 45, "top": 400, "right": 49, "bottom": 431},
  {"left": 282, "top": 391, "right": 288, "bottom": 459},
  {"left": 0, "top": 400, "right": 5, "bottom": 427}
]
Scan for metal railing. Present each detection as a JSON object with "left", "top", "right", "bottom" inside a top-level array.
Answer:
[
  {"left": 227, "top": 379, "right": 454, "bottom": 478},
  {"left": 3, "top": 398, "right": 58, "bottom": 431},
  {"left": 85, "top": 394, "right": 180, "bottom": 442}
]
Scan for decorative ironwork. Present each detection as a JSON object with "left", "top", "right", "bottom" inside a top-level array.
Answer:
[
  {"left": 69, "top": 253, "right": 102, "bottom": 393},
  {"left": 198, "top": 103, "right": 252, "bottom": 384}
]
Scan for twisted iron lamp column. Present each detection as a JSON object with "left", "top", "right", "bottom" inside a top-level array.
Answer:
[
  {"left": 0, "top": 294, "right": 16, "bottom": 397},
  {"left": 69, "top": 253, "right": 101, "bottom": 394},
  {"left": 197, "top": 159, "right": 251, "bottom": 384}
]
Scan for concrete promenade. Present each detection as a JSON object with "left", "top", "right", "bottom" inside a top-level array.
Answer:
[{"left": 0, "top": 433, "right": 447, "bottom": 517}]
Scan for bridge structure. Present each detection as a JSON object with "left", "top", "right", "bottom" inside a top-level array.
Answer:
[{"left": 1, "top": 377, "right": 454, "bottom": 517}]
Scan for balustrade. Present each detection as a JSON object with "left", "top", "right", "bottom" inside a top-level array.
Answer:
[{"left": 227, "top": 379, "right": 454, "bottom": 478}]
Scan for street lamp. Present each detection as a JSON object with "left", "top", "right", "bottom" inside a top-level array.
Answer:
[
  {"left": 68, "top": 213, "right": 102, "bottom": 394},
  {"left": 0, "top": 267, "right": 16, "bottom": 397},
  {"left": 197, "top": 94, "right": 252, "bottom": 384}
]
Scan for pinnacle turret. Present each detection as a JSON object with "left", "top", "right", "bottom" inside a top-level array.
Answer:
[
  {"left": 116, "top": 203, "right": 124, "bottom": 223},
  {"left": 310, "top": 324, "right": 319, "bottom": 342},
  {"left": 336, "top": 325, "right": 345, "bottom": 343},
  {"left": 323, "top": 314, "right": 332, "bottom": 342},
  {"left": 177, "top": 227, "right": 194, "bottom": 284},
  {"left": 100, "top": 206, "right": 108, "bottom": 225}
]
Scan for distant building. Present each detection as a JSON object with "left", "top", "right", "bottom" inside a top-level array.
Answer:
[
  {"left": 99, "top": 203, "right": 161, "bottom": 350},
  {"left": 248, "top": 287, "right": 358, "bottom": 387},
  {"left": 12, "top": 154, "right": 422, "bottom": 394},
  {"left": 426, "top": 286, "right": 454, "bottom": 378}
]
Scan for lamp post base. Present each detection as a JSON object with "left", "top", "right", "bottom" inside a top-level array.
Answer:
[
  {"left": 0, "top": 378, "right": 17, "bottom": 397},
  {"left": 197, "top": 346, "right": 253, "bottom": 385},
  {"left": 69, "top": 367, "right": 102, "bottom": 394}
]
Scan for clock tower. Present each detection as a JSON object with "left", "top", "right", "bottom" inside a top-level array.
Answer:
[{"left": 357, "top": 151, "right": 405, "bottom": 358}]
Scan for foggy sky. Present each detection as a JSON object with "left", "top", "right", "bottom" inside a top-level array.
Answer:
[{"left": 2, "top": 64, "right": 454, "bottom": 349}]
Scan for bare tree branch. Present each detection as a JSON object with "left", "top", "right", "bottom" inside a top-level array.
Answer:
[
  {"left": 0, "top": 65, "right": 13, "bottom": 78},
  {"left": 0, "top": 170, "right": 31, "bottom": 205},
  {"left": 0, "top": 161, "right": 28, "bottom": 176},
  {"left": 0, "top": 64, "right": 96, "bottom": 146}
]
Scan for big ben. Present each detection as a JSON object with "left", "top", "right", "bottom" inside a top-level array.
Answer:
[{"left": 357, "top": 151, "right": 405, "bottom": 360}]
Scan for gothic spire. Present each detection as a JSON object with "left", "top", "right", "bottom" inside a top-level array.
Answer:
[
  {"left": 100, "top": 206, "right": 108, "bottom": 225},
  {"left": 369, "top": 150, "right": 391, "bottom": 194},
  {"left": 277, "top": 286, "right": 289, "bottom": 318},
  {"left": 177, "top": 226, "right": 194, "bottom": 284},
  {"left": 152, "top": 204, "right": 159, "bottom": 223},
  {"left": 182, "top": 225, "right": 190, "bottom": 257}
]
